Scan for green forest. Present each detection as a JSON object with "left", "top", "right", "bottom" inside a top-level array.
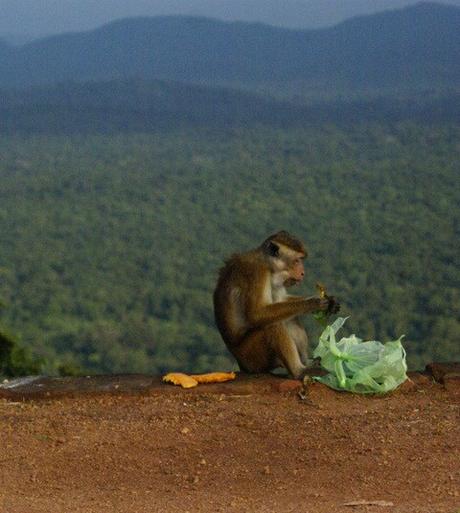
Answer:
[{"left": 0, "top": 120, "right": 459, "bottom": 375}]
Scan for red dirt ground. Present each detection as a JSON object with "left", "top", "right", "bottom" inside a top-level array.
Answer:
[{"left": 0, "top": 370, "right": 459, "bottom": 513}]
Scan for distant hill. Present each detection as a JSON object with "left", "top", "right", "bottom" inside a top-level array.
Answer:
[
  {"left": 0, "top": 39, "right": 11, "bottom": 53},
  {"left": 0, "top": 33, "right": 44, "bottom": 46},
  {"left": 0, "top": 3, "right": 459, "bottom": 94},
  {"left": 1, "top": 79, "right": 459, "bottom": 134},
  {"left": 2, "top": 0, "right": 460, "bottom": 34}
]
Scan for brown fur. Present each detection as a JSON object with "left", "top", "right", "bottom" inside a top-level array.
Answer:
[
  {"left": 213, "top": 231, "right": 328, "bottom": 378},
  {"left": 261, "top": 230, "right": 307, "bottom": 256}
]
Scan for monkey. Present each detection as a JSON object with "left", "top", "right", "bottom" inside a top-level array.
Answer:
[{"left": 213, "top": 231, "right": 339, "bottom": 379}]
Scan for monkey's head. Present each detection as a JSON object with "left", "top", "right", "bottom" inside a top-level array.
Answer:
[{"left": 262, "top": 231, "right": 307, "bottom": 287}]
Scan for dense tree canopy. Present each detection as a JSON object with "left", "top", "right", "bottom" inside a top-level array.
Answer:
[{"left": 0, "top": 122, "right": 459, "bottom": 375}]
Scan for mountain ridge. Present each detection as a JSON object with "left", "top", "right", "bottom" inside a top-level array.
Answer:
[
  {"left": 1, "top": 2, "right": 459, "bottom": 93},
  {"left": 2, "top": 0, "right": 460, "bottom": 35}
]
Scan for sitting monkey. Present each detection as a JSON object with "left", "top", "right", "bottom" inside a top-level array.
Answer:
[{"left": 213, "top": 231, "right": 339, "bottom": 379}]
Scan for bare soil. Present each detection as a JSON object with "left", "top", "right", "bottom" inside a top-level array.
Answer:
[{"left": 0, "top": 371, "right": 459, "bottom": 513}]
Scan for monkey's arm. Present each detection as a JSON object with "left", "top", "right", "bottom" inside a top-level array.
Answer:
[
  {"left": 289, "top": 294, "right": 340, "bottom": 314},
  {"left": 246, "top": 271, "right": 327, "bottom": 328},
  {"left": 247, "top": 298, "right": 327, "bottom": 329}
]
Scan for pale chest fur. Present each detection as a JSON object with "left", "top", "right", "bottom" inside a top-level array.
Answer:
[
  {"left": 270, "top": 275, "right": 308, "bottom": 348},
  {"left": 269, "top": 273, "right": 288, "bottom": 303}
]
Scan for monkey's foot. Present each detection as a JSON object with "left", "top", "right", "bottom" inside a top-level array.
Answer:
[
  {"left": 304, "top": 358, "right": 322, "bottom": 370},
  {"left": 298, "top": 374, "right": 317, "bottom": 404}
]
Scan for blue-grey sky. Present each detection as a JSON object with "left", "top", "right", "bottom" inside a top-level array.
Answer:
[{"left": 1, "top": 0, "right": 460, "bottom": 41}]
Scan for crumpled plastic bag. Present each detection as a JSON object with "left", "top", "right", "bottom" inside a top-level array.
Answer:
[{"left": 313, "top": 317, "right": 407, "bottom": 394}]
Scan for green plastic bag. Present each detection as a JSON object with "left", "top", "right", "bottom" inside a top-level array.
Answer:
[{"left": 313, "top": 317, "right": 408, "bottom": 394}]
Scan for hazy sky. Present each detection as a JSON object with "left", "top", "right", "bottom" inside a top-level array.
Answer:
[{"left": 1, "top": 0, "right": 460, "bottom": 39}]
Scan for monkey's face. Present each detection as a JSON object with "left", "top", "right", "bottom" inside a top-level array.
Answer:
[
  {"left": 267, "top": 242, "right": 305, "bottom": 287},
  {"left": 284, "top": 255, "right": 305, "bottom": 287}
]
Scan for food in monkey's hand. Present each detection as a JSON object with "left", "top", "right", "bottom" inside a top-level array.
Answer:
[
  {"left": 313, "top": 282, "right": 340, "bottom": 325},
  {"left": 162, "top": 371, "right": 236, "bottom": 388},
  {"left": 317, "top": 282, "right": 327, "bottom": 299}
]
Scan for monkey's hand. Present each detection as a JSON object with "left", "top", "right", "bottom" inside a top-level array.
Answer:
[
  {"left": 305, "top": 296, "right": 330, "bottom": 312},
  {"left": 327, "top": 296, "right": 340, "bottom": 315},
  {"left": 316, "top": 283, "right": 340, "bottom": 315}
]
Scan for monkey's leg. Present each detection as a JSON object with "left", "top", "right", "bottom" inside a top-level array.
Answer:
[
  {"left": 295, "top": 337, "right": 320, "bottom": 369},
  {"left": 288, "top": 322, "right": 321, "bottom": 369},
  {"left": 297, "top": 341, "right": 311, "bottom": 367},
  {"left": 286, "top": 318, "right": 310, "bottom": 366},
  {"left": 232, "top": 325, "right": 306, "bottom": 378},
  {"left": 232, "top": 329, "right": 274, "bottom": 374},
  {"left": 267, "top": 324, "right": 307, "bottom": 379}
]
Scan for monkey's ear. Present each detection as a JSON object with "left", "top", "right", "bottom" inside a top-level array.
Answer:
[{"left": 266, "top": 241, "right": 280, "bottom": 257}]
